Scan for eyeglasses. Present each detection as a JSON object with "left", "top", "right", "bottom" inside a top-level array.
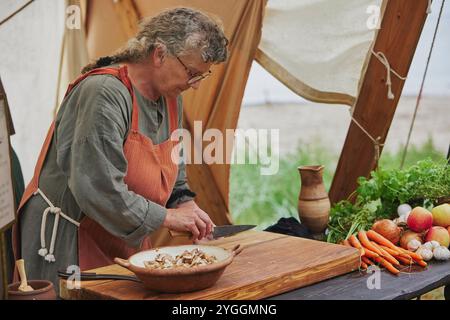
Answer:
[{"left": 176, "top": 56, "right": 212, "bottom": 85}]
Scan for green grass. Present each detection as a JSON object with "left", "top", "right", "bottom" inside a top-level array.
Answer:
[
  {"left": 378, "top": 137, "right": 446, "bottom": 169},
  {"left": 230, "top": 141, "right": 336, "bottom": 230},
  {"left": 229, "top": 137, "right": 447, "bottom": 229}
]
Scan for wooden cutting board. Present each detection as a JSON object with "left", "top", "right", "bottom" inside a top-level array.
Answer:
[{"left": 60, "top": 231, "right": 360, "bottom": 300}]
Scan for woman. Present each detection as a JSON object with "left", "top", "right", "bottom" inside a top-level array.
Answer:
[{"left": 13, "top": 7, "right": 228, "bottom": 289}]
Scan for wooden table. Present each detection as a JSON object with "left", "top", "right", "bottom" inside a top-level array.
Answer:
[
  {"left": 268, "top": 259, "right": 450, "bottom": 300},
  {"left": 59, "top": 230, "right": 450, "bottom": 300},
  {"left": 59, "top": 231, "right": 360, "bottom": 300}
]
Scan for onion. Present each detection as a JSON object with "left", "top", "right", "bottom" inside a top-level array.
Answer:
[
  {"left": 372, "top": 219, "right": 402, "bottom": 244},
  {"left": 400, "top": 230, "right": 423, "bottom": 249}
]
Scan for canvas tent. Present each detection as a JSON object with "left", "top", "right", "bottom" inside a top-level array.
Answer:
[{"left": 0, "top": 0, "right": 431, "bottom": 246}]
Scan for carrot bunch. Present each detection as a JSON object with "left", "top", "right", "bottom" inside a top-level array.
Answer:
[{"left": 342, "top": 230, "right": 428, "bottom": 275}]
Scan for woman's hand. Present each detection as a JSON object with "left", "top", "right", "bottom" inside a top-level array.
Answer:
[{"left": 163, "top": 200, "right": 215, "bottom": 241}]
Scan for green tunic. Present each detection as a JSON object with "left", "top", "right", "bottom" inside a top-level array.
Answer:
[{"left": 19, "top": 72, "right": 194, "bottom": 291}]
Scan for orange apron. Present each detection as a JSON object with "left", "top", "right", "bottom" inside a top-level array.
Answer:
[{"left": 14, "top": 66, "right": 179, "bottom": 271}]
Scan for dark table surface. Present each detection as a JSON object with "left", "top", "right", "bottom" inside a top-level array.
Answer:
[{"left": 268, "top": 260, "right": 450, "bottom": 300}]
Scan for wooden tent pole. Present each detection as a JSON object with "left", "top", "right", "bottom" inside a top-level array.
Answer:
[
  {"left": 112, "top": 0, "right": 140, "bottom": 38},
  {"left": 329, "top": 0, "right": 430, "bottom": 204}
]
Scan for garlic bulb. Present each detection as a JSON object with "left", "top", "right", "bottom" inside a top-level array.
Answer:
[
  {"left": 416, "top": 246, "right": 433, "bottom": 261},
  {"left": 404, "top": 211, "right": 410, "bottom": 221},
  {"left": 422, "top": 242, "right": 433, "bottom": 251},
  {"left": 407, "top": 239, "right": 421, "bottom": 251},
  {"left": 429, "top": 241, "right": 441, "bottom": 249},
  {"left": 397, "top": 204, "right": 412, "bottom": 217},
  {"left": 396, "top": 212, "right": 410, "bottom": 225},
  {"left": 433, "top": 246, "right": 450, "bottom": 261}
]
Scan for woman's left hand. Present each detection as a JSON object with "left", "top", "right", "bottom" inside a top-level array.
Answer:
[{"left": 176, "top": 200, "right": 215, "bottom": 240}]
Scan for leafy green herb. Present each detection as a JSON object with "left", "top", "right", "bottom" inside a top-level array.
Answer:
[{"left": 327, "top": 199, "right": 390, "bottom": 243}]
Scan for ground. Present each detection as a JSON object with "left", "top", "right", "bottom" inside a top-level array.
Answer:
[{"left": 238, "top": 95, "right": 449, "bottom": 156}]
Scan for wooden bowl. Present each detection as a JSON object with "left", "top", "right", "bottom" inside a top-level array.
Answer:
[{"left": 114, "top": 244, "right": 242, "bottom": 293}]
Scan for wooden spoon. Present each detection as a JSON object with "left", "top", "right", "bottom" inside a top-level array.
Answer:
[{"left": 16, "top": 259, "right": 34, "bottom": 292}]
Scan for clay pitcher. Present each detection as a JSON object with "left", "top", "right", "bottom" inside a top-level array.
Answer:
[{"left": 297, "top": 165, "right": 330, "bottom": 234}]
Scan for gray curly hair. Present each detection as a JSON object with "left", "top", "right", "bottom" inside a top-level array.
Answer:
[{"left": 82, "top": 7, "right": 228, "bottom": 73}]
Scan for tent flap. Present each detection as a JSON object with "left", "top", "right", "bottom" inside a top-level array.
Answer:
[{"left": 258, "top": 0, "right": 383, "bottom": 106}]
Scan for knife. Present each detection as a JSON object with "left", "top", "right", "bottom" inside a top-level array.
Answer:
[
  {"left": 169, "top": 224, "right": 256, "bottom": 239},
  {"left": 57, "top": 270, "right": 141, "bottom": 283}
]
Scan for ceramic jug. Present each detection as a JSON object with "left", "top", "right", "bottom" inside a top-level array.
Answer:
[{"left": 297, "top": 165, "right": 330, "bottom": 234}]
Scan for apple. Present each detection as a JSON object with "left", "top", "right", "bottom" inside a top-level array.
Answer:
[
  {"left": 407, "top": 207, "right": 433, "bottom": 233},
  {"left": 425, "top": 226, "right": 450, "bottom": 248},
  {"left": 431, "top": 203, "right": 450, "bottom": 227}
]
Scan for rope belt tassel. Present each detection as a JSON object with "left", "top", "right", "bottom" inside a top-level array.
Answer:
[{"left": 34, "top": 188, "right": 80, "bottom": 263}]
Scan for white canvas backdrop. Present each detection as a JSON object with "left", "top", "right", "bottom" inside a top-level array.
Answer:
[{"left": 0, "top": 0, "right": 65, "bottom": 183}]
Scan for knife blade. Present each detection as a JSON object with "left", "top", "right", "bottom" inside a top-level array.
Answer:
[
  {"left": 169, "top": 224, "right": 256, "bottom": 239},
  {"left": 211, "top": 225, "right": 256, "bottom": 238}
]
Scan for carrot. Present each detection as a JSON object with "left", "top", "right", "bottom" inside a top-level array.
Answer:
[
  {"left": 379, "top": 245, "right": 403, "bottom": 257},
  {"left": 371, "top": 241, "right": 400, "bottom": 266},
  {"left": 342, "top": 239, "right": 351, "bottom": 247},
  {"left": 348, "top": 235, "right": 365, "bottom": 256},
  {"left": 390, "top": 250, "right": 415, "bottom": 261},
  {"left": 416, "top": 259, "right": 428, "bottom": 268},
  {"left": 363, "top": 248, "right": 380, "bottom": 259},
  {"left": 396, "top": 247, "right": 427, "bottom": 267},
  {"left": 362, "top": 256, "right": 374, "bottom": 266},
  {"left": 397, "top": 252, "right": 416, "bottom": 260},
  {"left": 396, "top": 255, "right": 414, "bottom": 266},
  {"left": 397, "top": 247, "right": 424, "bottom": 262},
  {"left": 358, "top": 231, "right": 383, "bottom": 255},
  {"left": 373, "top": 256, "right": 400, "bottom": 275},
  {"left": 366, "top": 230, "right": 401, "bottom": 252},
  {"left": 360, "top": 261, "right": 368, "bottom": 270},
  {"left": 348, "top": 235, "right": 362, "bottom": 248}
]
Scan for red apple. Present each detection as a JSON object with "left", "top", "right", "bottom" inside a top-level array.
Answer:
[
  {"left": 425, "top": 226, "right": 450, "bottom": 248},
  {"left": 431, "top": 204, "right": 450, "bottom": 227},
  {"left": 407, "top": 207, "right": 433, "bottom": 233}
]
